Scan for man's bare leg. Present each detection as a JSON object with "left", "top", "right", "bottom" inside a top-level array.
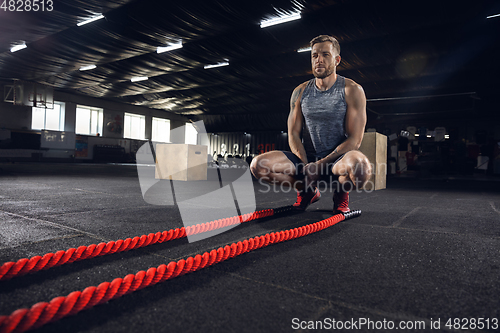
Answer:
[
  {"left": 250, "top": 151, "right": 321, "bottom": 210},
  {"left": 250, "top": 151, "right": 302, "bottom": 190},
  {"left": 328, "top": 150, "right": 372, "bottom": 213},
  {"left": 331, "top": 150, "right": 372, "bottom": 190}
]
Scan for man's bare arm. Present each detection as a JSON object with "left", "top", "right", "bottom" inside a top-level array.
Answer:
[
  {"left": 317, "top": 79, "right": 367, "bottom": 166},
  {"left": 287, "top": 83, "right": 308, "bottom": 163}
]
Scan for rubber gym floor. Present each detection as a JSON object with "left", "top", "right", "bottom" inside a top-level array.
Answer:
[{"left": 0, "top": 162, "right": 499, "bottom": 333}]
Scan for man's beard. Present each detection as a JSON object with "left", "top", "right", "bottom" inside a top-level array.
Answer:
[{"left": 313, "top": 64, "right": 335, "bottom": 79}]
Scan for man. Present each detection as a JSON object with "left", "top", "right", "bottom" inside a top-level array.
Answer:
[{"left": 250, "top": 35, "right": 372, "bottom": 213}]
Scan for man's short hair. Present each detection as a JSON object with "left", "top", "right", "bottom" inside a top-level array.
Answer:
[{"left": 310, "top": 35, "right": 340, "bottom": 55}]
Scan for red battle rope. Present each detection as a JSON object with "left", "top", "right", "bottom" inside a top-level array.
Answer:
[
  {"left": 0, "top": 210, "right": 361, "bottom": 333},
  {"left": 0, "top": 206, "right": 288, "bottom": 281}
]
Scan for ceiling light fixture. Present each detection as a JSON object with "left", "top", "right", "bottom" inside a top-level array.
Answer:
[
  {"left": 77, "top": 14, "right": 104, "bottom": 26},
  {"left": 204, "top": 60, "right": 229, "bottom": 69},
  {"left": 297, "top": 46, "right": 311, "bottom": 53},
  {"left": 157, "top": 40, "right": 183, "bottom": 54},
  {"left": 10, "top": 43, "right": 27, "bottom": 53},
  {"left": 260, "top": 11, "right": 301, "bottom": 28},
  {"left": 79, "top": 65, "right": 96, "bottom": 71},
  {"left": 131, "top": 76, "right": 148, "bottom": 82},
  {"left": 486, "top": 13, "right": 500, "bottom": 19}
]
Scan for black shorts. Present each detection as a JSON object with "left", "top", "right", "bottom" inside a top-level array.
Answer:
[{"left": 282, "top": 151, "right": 344, "bottom": 182}]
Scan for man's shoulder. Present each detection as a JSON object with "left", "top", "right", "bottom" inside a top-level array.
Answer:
[
  {"left": 344, "top": 77, "right": 364, "bottom": 96},
  {"left": 344, "top": 77, "right": 361, "bottom": 89},
  {"left": 291, "top": 80, "right": 312, "bottom": 101},
  {"left": 294, "top": 80, "right": 311, "bottom": 92}
]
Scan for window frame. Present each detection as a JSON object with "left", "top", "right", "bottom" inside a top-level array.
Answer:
[
  {"left": 31, "top": 101, "right": 65, "bottom": 131},
  {"left": 124, "top": 112, "right": 146, "bottom": 140},
  {"left": 185, "top": 122, "right": 198, "bottom": 145},
  {"left": 75, "top": 105, "right": 103, "bottom": 136},
  {"left": 152, "top": 117, "right": 171, "bottom": 143}
]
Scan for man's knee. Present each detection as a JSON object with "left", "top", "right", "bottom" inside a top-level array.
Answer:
[
  {"left": 250, "top": 154, "right": 270, "bottom": 179},
  {"left": 350, "top": 151, "right": 372, "bottom": 187},
  {"left": 338, "top": 151, "right": 372, "bottom": 188},
  {"left": 249, "top": 156, "right": 261, "bottom": 178}
]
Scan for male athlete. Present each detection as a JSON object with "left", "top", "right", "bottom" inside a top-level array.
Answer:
[{"left": 250, "top": 35, "right": 372, "bottom": 213}]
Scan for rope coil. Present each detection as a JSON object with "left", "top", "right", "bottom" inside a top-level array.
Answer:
[{"left": 0, "top": 210, "right": 360, "bottom": 333}]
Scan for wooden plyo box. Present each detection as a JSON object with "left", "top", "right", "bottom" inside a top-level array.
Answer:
[
  {"left": 358, "top": 132, "right": 387, "bottom": 191},
  {"left": 155, "top": 144, "right": 207, "bottom": 181}
]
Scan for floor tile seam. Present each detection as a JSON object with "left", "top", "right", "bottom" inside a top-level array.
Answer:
[
  {"left": 39, "top": 205, "right": 154, "bottom": 218},
  {"left": 8, "top": 181, "right": 51, "bottom": 188},
  {"left": 489, "top": 201, "right": 500, "bottom": 215},
  {"left": 71, "top": 188, "right": 140, "bottom": 197},
  {"left": 176, "top": 201, "right": 230, "bottom": 210},
  {"left": 212, "top": 270, "right": 444, "bottom": 329},
  {"left": 0, "top": 193, "right": 142, "bottom": 202},
  {"left": 3, "top": 180, "right": 140, "bottom": 198},
  {"left": 0, "top": 234, "right": 84, "bottom": 252},
  {"left": 293, "top": 303, "right": 337, "bottom": 333},
  {"left": 350, "top": 222, "right": 500, "bottom": 240},
  {"left": 255, "top": 199, "right": 295, "bottom": 208},
  {"left": 303, "top": 303, "right": 334, "bottom": 327},
  {"left": 0, "top": 210, "right": 110, "bottom": 243},
  {"left": 391, "top": 207, "right": 422, "bottom": 228}
]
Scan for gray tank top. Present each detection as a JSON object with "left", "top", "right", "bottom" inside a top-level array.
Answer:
[{"left": 300, "top": 75, "right": 347, "bottom": 159}]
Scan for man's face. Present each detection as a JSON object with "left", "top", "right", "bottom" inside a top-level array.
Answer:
[{"left": 311, "top": 42, "right": 340, "bottom": 79}]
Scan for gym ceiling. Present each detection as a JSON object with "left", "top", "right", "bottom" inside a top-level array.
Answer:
[{"left": 1, "top": 0, "right": 499, "bottom": 133}]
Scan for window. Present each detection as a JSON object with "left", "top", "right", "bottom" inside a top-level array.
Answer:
[
  {"left": 185, "top": 122, "right": 198, "bottom": 145},
  {"left": 124, "top": 113, "right": 146, "bottom": 140},
  {"left": 31, "top": 102, "right": 65, "bottom": 131},
  {"left": 152, "top": 117, "right": 170, "bottom": 143},
  {"left": 75, "top": 105, "right": 103, "bottom": 135}
]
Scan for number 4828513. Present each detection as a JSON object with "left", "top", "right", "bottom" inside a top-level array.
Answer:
[
  {"left": 1, "top": 0, "right": 54, "bottom": 11},
  {"left": 445, "top": 318, "right": 498, "bottom": 330}
]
